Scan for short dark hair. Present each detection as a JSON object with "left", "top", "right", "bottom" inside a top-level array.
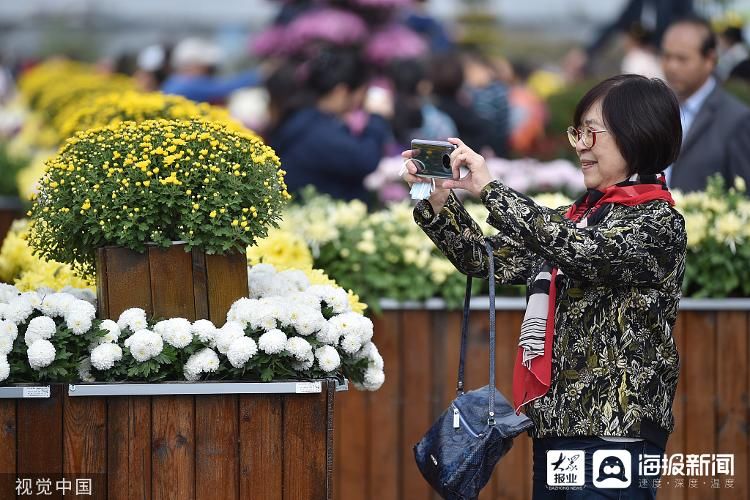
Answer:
[
  {"left": 574, "top": 74, "right": 682, "bottom": 176},
  {"left": 428, "top": 52, "right": 464, "bottom": 97},
  {"left": 670, "top": 16, "right": 717, "bottom": 57},
  {"left": 306, "top": 47, "right": 369, "bottom": 97}
]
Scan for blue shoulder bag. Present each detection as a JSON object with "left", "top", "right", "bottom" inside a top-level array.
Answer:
[{"left": 414, "top": 241, "right": 534, "bottom": 499}]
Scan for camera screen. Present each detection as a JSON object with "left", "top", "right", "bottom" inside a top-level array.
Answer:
[{"left": 410, "top": 140, "right": 456, "bottom": 179}]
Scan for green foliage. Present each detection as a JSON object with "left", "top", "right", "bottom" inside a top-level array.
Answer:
[
  {"left": 0, "top": 142, "right": 28, "bottom": 197},
  {"left": 27, "top": 119, "right": 290, "bottom": 275},
  {"left": 676, "top": 175, "right": 750, "bottom": 297}
]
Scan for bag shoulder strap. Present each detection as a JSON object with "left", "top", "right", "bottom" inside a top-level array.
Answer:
[{"left": 456, "top": 240, "right": 497, "bottom": 425}]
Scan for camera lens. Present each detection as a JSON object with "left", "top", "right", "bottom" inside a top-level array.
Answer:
[{"left": 442, "top": 154, "right": 451, "bottom": 171}]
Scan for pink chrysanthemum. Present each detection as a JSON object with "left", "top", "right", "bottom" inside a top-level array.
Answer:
[{"left": 364, "top": 24, "right": 428, "bottom": 66}]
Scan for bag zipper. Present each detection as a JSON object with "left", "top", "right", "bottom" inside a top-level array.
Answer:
[{"left": 452, "top": 404, "right": 481, "bottom": 438}]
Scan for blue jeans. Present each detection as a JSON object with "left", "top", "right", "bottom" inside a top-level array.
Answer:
[{"left": 532, "top": 436, "right": 664, "bottom": 499}]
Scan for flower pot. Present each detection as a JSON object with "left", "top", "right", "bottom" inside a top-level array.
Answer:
[
  {"left": 0, "top": 196, "right": 23, "bottom": 248},
  {"left": 0, "top": 380, "right": 339, "bottom": 500},
  {"left": 95, "top": 242, "right": 249, "bottom": 324}
]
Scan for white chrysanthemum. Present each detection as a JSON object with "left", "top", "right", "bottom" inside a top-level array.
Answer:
[
  {"left": 315, "top": 345, "right": 341, "bottom": 372},
  {"left": 285, "top": 336, "right": 313, "bottom": 361},
  {"left": 20, "top": 292, "right": 42, "bottom": 308},
  {"left": 0, "top": 356, "right": 9, "bottom": 381},
  {"left": 4, "top": 297, "right": 33, "bottom": 325},
  {"left": 117, "top": 308, "right": 148, "bottom": 333},
  {"left": 0, "top": 303, "right": 7, "bottom": 320},
  {"left": 288, "top": 306, "right": 327, "bottom": 336},
  {"left": 28, "top": 339, "right": 56, "bottom": 369},
  {"left": 307, "top": 285, "right": 350, "bottom": 314},
  {"left": 328, "top": 312, "right": 371, "bottom": 342},
  {"left": 227, "top": 298, "right": 259, "bottom": 327},
  {"left": 90, "top": 343, "right": 123, "bottom": 371},
  {"left": 215, "top": 322, "right": 245, "bottom": 354},
  {"left": 38, "top": 293, "right": 75, "bottom": 317},
  {"left": 363, "top": 367, "right": 386, "bottom": 391},
  {"left": 192, "top": 319, "right": 217, "bottom": 345},
  {"left": 66, "top": 311, "right": 93, "bottom": 335},
  {"left": 184, "top": 348, "right": 220, "bottom": 381},
  {"left": 0, "top": 332, "right": 14, "bottom": 356},
  {"left": 248, "top": 263, "right": 277, "bottom": 276},
  {"left": 25, "top": 316, "right": 56, "bottom": 347},
  {"left": 278, "top": 269, "right": 310, "bottom": 290},
  {"left": 286, "top": 292, "right": 321, "bottom": 310},
  {"left": 249, "top": 272, "right": 299, "bottom": 299},
  {"left": 258, "top": 329, "right": 287, "bottom": 354},
  {"left": 65, "top": 300, "right": 96, "bottom": 322},
  {"left": 292, "top": 352, "right": 314, "bottom": 371},
  {"left": 227, "top": 336, "right": 258, "bottom": 368},
  {"left": 340, "top": 334, "right": 363, "bottom": 354},
  {"left": 247, "top": 301, "right": 278, "bottom": 332},
  {"left": 0, "top": 319, "right": 18, "bottom": 341},
  {"left": 314, "top": 323, "right": 339, "bottom": 345},
  {"left": 78, "top": 358, "right": 95, "bottom": 382},
  {"left": 124, "top": 329, "right": 163, "bottom": 362},
  {"left": 154, "top": 318, "right": 193, "bottom": 349},
  {"left": 97, "top": 319, "right": 121, "bottom": 344},
  {"left": 0, "top": 283, "right": 19, "bottom": 304},
  {"left": 356, "top": 342, "right": 384, "bottom": 370}
]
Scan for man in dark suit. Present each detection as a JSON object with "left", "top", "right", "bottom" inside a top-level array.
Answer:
[{"left": 662, "top": 17, "right": 750, "bottom": 192}]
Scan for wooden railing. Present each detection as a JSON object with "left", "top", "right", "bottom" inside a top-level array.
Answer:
[
  {"left": 334, "top": 300, "right": 750, "bottom": 500},
  {"left": 0, "top": 381, "right": 338, "bottom": 500}
]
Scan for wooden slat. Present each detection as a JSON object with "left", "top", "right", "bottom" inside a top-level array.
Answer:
[
  {"left": 0, "top": 400, "right": 16, "bottom": 499},
  {"left": 465, "top": 310, "right": 495, "bottom": 500},
  {"left": 63, "top": 395, "right": 107, "bottom": 499},
  {"left": 662, "top": 314, "right": 687, "bottom": 500},
  {"left": 437, "top": 311, "right": 463, "bottom": 428},
  {"left": 17, "top": 384, "right": 64, "bottom": 474},
  {"left": 716, "top": 312, "right": 747, "bottom": 500},
  {"left": 493, "top": 310, "right": 529, "bottom": 500},
  {"left": 283, "top": 391, "right": 328, "bottom": 500},
  {"left": 95, "top": 248, "right": 110, "bottom": 322},
  {"left": 239, "top": 395, "right": 282, "bottom": 500},
  {"left": 148, "top": 245, "right": 196, "bottom": 321},
  {"left": 107, "top": 398, "right": 130, "bottom": 500},
  {"left": 151, "top": 396, "right": 194, "bottom": 500},
  {"left": 400, "top": 310, "right": 433, "bottom": 500},
  {"left": 99, "top": 246, "right": 153, "bottom": 319},
  {"left": 334, "top": 381, "right": 368, "bottom": 500},
  {"left": 368, "top": 312, "right": 400, "bottom": 500},
  {"left": 195, "top": 396, "right": 238, "bottom": 500},
  {"left": 205, "top": 252, "right": 249, "bottom": 325},
  {"left": 434, "top": 310, "right": 462, "bottom": 500},
  {"left": 191, "top": 249, "right": 209, "bottom": 321},
  {"left": 109, "top": 397, "right": 152, "bottom": 500},
  {"left": 684, "top": 311, "right": 717, "bottom": 500}
]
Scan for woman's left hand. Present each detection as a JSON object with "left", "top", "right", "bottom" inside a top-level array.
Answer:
[{"left": 442, "top": 138, "right": 493, "bottom": 197}]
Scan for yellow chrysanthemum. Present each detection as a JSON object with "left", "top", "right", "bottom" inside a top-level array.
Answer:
[
  {"left": 0, "top": 220, "right": 94, "bottom": 291},
  {"left": 247, "top": 228, "right": 313, "bottom": 270}
]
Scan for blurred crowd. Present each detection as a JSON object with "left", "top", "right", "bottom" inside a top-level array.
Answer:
[{"left": 1, "top": 0, "right": 750, "bottom": 203}]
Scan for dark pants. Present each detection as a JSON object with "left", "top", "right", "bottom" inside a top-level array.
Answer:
[{"left": 532, "top": 436, "right": 664, "bottom": 499}]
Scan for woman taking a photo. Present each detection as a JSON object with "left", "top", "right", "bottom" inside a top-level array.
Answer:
[{"left": 404, "top": 74, "right": 686, "bottom": 498}]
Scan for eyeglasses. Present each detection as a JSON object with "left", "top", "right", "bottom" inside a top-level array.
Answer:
[{"left": 566, "top": 126, "right": 608, "bottom": 148}]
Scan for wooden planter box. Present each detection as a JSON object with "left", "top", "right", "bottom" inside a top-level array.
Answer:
[
  {"left": 95, "top": 243, "right": 248, "bottom": 324},
  {"left": 335, "top": 299, "right": 750, "bottom": 500},
  {"left": 0, "top": 380, "right": 341, "bottom": 500},
  {"left": 0, "top": 196, "right": 23, "bottom": 248}
]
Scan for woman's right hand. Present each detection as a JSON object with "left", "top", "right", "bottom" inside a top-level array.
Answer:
[{"left": 401, "top": 149, "right": 451, "bottom": 213}]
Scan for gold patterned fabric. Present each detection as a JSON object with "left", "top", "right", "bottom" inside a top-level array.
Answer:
[{"left": 414, "top": 181, "right": 687, "bottom": 447}]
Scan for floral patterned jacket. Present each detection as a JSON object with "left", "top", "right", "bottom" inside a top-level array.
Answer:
[{"left": 414, "top": 181, "right": 687, "bottom": 449}]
